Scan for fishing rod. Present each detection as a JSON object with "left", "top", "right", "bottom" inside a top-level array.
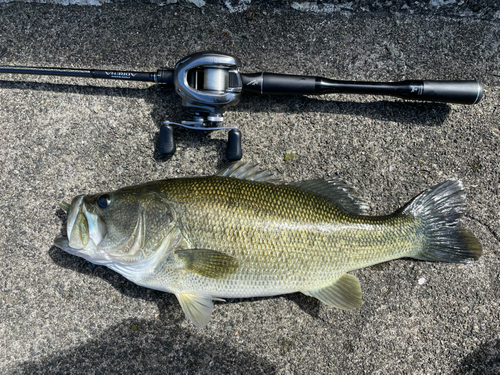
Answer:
[{"left": 0, "top": 51, "right": 483, "bottom": 161}]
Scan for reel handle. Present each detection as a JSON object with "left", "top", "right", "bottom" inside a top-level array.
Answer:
[
  {"left": 226, "top": 129, "right": 242, "bottom": 161},
  {"left": 159, "top": 123, "right": 242, "bottom": 161},
  {"left": 158, "top": 124, "right": 176, "bottom": 156}
]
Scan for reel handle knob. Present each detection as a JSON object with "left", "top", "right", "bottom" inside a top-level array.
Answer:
[
  {"left": 226, "top": 129, "right": 242, "bottom": 161},
  {"left": 159, "top": 124, "right": 176, "bottom": 156}
]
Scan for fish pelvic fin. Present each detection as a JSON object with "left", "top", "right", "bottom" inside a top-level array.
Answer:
[
  {"left": 403, "top": 179, "right": 482, "bottom": 263},
  {"left": 58, "top": 201, "right": 71, "bottom": 212},
  {"left": 176, "top": 249, "right": 239, "bottom": 279},
  {"left": 176, "top": 292, "right": 215, "bottom": 327},
  {"left": 303, "top": 274, "right": 362, "bottom": 310}
]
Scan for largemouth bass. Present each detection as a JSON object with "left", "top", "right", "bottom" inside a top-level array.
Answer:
[{"left": 54, "top": 162, "right": 481, "bottom": 327}]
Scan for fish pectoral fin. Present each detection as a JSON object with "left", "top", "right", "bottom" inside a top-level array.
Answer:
[
  {"left": 176, "top": 292, "right": 215, "bottom": 327},
  {"left": 176, "top": 249, "right": 239, "bottom": 279},
  {"left": 303, "top": 274, "right": 362, "bottom": 310}
]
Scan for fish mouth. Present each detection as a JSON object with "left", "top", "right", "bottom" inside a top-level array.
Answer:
[{"left": 55, "top": 195, "right": 108, "bottom": 261}]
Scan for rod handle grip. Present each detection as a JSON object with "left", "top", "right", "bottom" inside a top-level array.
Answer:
[
  {"left": 419, "top": 80, "right": 483, "bottom": 104},
  {"left": 241, "top": 73, "right": 316, "bottom": 95}
]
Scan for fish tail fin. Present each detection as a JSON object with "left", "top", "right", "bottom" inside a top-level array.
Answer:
[{"left": 402, "top": 179, "right": 482, "bottom": 263}]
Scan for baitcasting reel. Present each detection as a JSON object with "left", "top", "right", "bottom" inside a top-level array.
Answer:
[
  {"left": 164, "top": 52, "right": 244, "bottom": 160},
  {"left": 0, "top": 51, "right": 484, "bottom": 161}
]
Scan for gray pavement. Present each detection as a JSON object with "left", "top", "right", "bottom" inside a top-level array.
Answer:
[{"left": 0, "top": 1, "right": 499, "bottom": 374}]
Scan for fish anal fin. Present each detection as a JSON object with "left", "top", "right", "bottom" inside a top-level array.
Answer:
[
  {"left": 176, "top": 292, "right": 214, "bottom": 327},
  {"left": 303, "top": 274, "right": 362, "bottom": 310},
  {"left": 176, "top": 249, "right": 239, "bottom": 279}
]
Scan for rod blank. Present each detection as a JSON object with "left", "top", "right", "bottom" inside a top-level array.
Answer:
[{"left": 0, "top": 65, "right": 483, "bottom": 105}]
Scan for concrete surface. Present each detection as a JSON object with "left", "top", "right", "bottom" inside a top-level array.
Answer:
[{"left": 0, "top": 1, "right": 499, "bottom": 374}]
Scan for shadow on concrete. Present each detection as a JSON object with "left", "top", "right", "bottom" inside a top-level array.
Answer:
[
  {"left": 15, "top": 314, "right": 276, "bottom": 374},
  {"left": 455, "top": 338, "right": 500, "bottom": 375},
  {"left": 238, "top": 93, "right": 450, "bottom": 126},
  {"left": 22, "top": 243, "right": 279, "bottom": 373},
  {"left": 0, "top": 78, "right": 451, "bottom": 161},
  {"left": 0, "top": 78, "right": 451, "bottom": 124},
  {"left": 46, "top": 231, "right": 280, "bottom": 373}
]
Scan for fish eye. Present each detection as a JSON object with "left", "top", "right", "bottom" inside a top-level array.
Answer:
[{"left": 97, "top": 194, "right": 110, "bottom": 209}]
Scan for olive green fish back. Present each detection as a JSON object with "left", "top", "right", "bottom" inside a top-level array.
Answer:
[{"left": 143, "top": 176, "right": 418, "bottom": 297}]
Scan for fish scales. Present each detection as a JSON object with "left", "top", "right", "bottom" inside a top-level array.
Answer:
[
  {"left": 149, "top": 176, "right": 419, "bottom": 297},
  {"left": 54, "top": 162, "right": 482, "bottom": 327}
]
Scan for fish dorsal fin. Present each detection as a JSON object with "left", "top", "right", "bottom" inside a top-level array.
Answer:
[
  {"left": 216, "top": 161, "right": 280, "bottom": 183},
  {"left": 303, "top": 274, "right": 362, "bottom": 310},
  {"left": 176, "top": 249, "right": 239, "bottom": 279},
  {"left": 176, "top": 292, "right": 215, "bottom": 327},
  {"left": 288, "top": 179, "right": 369, "bottom": 215}
]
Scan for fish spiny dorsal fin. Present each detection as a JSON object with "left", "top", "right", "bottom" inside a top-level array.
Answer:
[
  {"left": 216, "top": 161, "right": 280, "bottom": 183},
  {"left": 288, "top": 179, "right": 370, "bottom": 215}
]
